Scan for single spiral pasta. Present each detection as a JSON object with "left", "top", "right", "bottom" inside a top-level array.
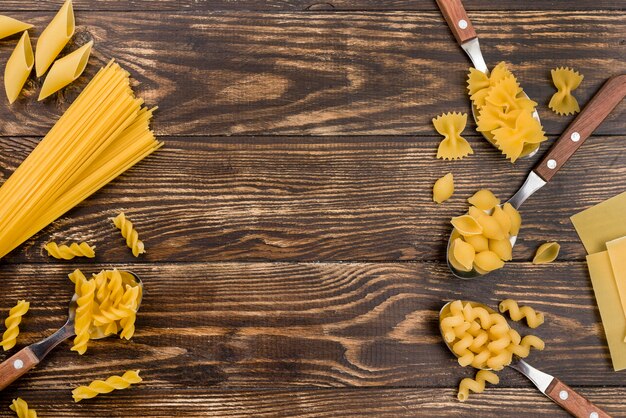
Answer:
[
  {"left": 9, "top": 397, "right": 37, "bottom": 418},
  {"left": 71, "top": 277, "right": 96, "bottom": 355},
  {"left": 499, "top": 299, "right": 545, "bottom": 329},
  {"left": 44, "top": 242, "right": 95, "bottom": 259},
  {"left": 72, "top": 370, "right": 142, "bottom": 402},
  {"left": 1, "top": 300, "right": 30, "bottom": 351},
  {"left": 112, "top": 212, "right": 145, "bottom": 257},
  {"left": 457, "top": 370, "right": 499, "bottom": 402}
]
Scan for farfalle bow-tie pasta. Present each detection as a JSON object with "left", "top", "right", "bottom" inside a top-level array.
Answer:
[
  {"left": 468, "top": 62, "right": 547, "bottom": 162},
  {"left": 433, "top": 112, "right": 473, "bottom": 160},
  {"left": 549, "top": 67, "right": 584, "bottom": 116}
]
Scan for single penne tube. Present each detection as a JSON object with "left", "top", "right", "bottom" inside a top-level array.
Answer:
[
  {"left": 4, "top": 31, "right": 34, "bottom": 104},
  {"left": 0, "top": 16, "right": 33, "bottom": 40},
  {"left": 35, "top": 0, "right": 75, "bottom": 77},
  {"left": 39, "top": 40, "right": 93, "bottom": 100}
]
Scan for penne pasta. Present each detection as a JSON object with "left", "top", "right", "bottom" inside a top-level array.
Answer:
[
  {"left": 35, "top": 0, "right": 75, "bottom": 77},
  {"left": 0, "top": 16, "right": 32, "bottom": 40},
  {"left": 39, "top": 41, "right": 93, "bottom": 100},
  {"left": 4, "top": 31, "right": 34, "bottom": 104}
]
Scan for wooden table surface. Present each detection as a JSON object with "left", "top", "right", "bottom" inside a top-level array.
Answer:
[{"left": 0, "top": 0, "right": 625, "bottom": 416}]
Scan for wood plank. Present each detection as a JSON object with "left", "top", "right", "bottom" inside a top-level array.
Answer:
[
  {"left": 0, "top": 11, "right": 623, "bottom": 137},
  {"left": 0, "top": 136, "right": 623, "bottom": 264},
  {"left": 0, "top": 262, "right": 621, "bottom": 390},
  {"left": 0, "top": 0, "right": 623, "bottom": 11},
  {"left": 0, "top": 388, "right": 623, "bottom": 417}
]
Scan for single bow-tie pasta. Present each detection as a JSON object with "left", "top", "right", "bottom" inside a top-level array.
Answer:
[
  {"left": 502, "top": 203, "right": 521, "bottom": 235},
  {"left": 433, "top": 173, "right": 454, "bottom": 203},
  {"left": 452, "top": 238, "right": 475, "bottom": 271},
  {"left": 0, "top": 16, "right": 32, "bottom": 40},
  {"left": 467, "top": 62, "right": 512, "bottom": 109},
  {"left": 4, "top": 31, "right": 34, "bottom": 104},
  {"left": 35, "top": 0, "right": 75, "bottom": 77},
  {"left": 39, "top": 41, "right": 93, "bottom": 100},
  {"left": 467, "top": 189, "right": 500, "bottom": 211},
  {"left": 474, "top": 250, "right": 504, "bottom": 272},
  {"left": 9, "top": 397, "right": 37, "bottom": 418},
  {"left": 492, "top": 111, "right": 546, "bottom": 163},
  {"left": 549, "top": 67, "right": 584, "bottom": 116},
  {"left": 433, "top": 112, "right": 473, "bottom": 160},
  {"left": 451, "top": 215, "right": 483, "bottom": 237},
  {"left": 532, "top": 242, "right": 560, "bottom": 264}
]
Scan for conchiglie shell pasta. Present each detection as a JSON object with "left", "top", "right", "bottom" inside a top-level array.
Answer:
[
  {"left": 502, "top": 203, "right": 521, "bottom": 235},
  {"left": 0, "top": 16, "right": 33, "bottom": 40},
  {"left": 4, "top": 31, "right": 34, "bottom": 104},
  {"left": 451, "top": 215, "right": 483, "bottom": 237},
  {"left": 464, "top": 234, "right": 489, "bottom": 253},
  {"left": 36, "top": 0, "right": 75, "bottom": 77},
  {"left": 39, "top": 41, "right": 93, "bottom": 100},
  {"left": 474, "top": 250, "right": 505, "bottom": 272},
  {"left": 491, "top": 206, "right": 511, "bottom": 234},
  {"left": 433, "top": 173, "right": 454, "bottom": 203},
  {"left": 452, "top": 238, "right": 475, "bottom": 271},
  {"left": 468, "top": 189, "right": 501, "bottom": 211},
  {"left": 476, "top": 215, "right": 505, "bottom": 240},
  {"left": 489, "top": 238, "right": 512, "bottom": 261},
  {"left": 533, "top": 242, "right": 560, "bottom": 264}
]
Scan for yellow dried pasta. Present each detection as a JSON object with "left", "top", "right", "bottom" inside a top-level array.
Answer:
[
  {"left": 549, "top": 67, "right": 584, "bottom": 116},
  {"left": 0, "top": 16, "right": 32, "bottom": 40},
  {"left": 433, "top": 173, "right": 454, "bottom": 204},
  {"left": 533, "top": 242, "right": 560, "bottom": 264},
  {"left": 45, "top": 242, "right": 95, "bottom": 259},
  {"left": 9, "top": 398, "right": 37, "bottom": 418},
  {"left": 4, "top": 31, "right": 34, "bottom": 104},
  {"left": 72, "top": 370, "right": 142, "bottom": 402},
  {"left": 1, "top": 300, "right": 30, "bottom": 351},
  {"left": 452, "top": 238, "right": 475, "bottom": 271},
  {"left": 35, "top": 0, "right": 75, "bottom": 77},
  {"left": 499, "top": 299, "right": 544, "bottom": 328},
  {"left": 113, "top": 212, "right": 146, "bottom": 257},
  {"left": 433, "top": 112, "right": 473, "bottom": 160},
  {"left": 450, "top": 215, "right": 483, "bottom": 237},
  {"left": 467, "top": 189, "right": 500, "bottom": 211}
]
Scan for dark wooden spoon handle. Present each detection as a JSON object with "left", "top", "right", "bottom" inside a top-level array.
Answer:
[
  {"left": 0, "top": 347, "right": 39, "bottom": 391},
  {"left": 546, "top": 378, "right": 612, "bottom": 418},
  {"left": 535, "top": 74, "right": 626, "bottom": 182},
  {"left": 435, "top": 0, "right": 477, "bottom": 45}
]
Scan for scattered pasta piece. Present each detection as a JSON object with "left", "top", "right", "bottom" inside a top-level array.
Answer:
[
  {"left": 4, "top": 31, "right": 34, "bottom": 104},
  {"left": 0, "top": 16, "right": 32, "bottom": 40},
  {"left": 433, "top": 173, "right": 454, "bottom": 204},
  {"left": 72, "top": 370, "right": 142, "bottom": 402},
  {"left": 39, "top": 40, "right": 93, "bottom": 101},
  {"left": 44, "top": 242, "right": 95, "bottom": 259},
  {"left": 457, "top": 370, "right": 499, "bottom": 402},
  {"left": 449, "top": 190, "right": 521, "bottom": 274},
  {"left": 1, "top": 300, "right": 30, "bottom": 351},
  {"left": 113, "top": 212, "right": 146, "bottom": 257},
  {"left": 468, "top": 62, "right": 547, "bottom": 162},
  {"left": 549, "top": 67, "right": 584, "bottom": 116},
  {"left": 35, "top": 0, "right": 75, "bottom": 77},
  {"left": 533, "top": 242, "right": 560, "bottom": 264},
  {"left": 433, "top": 112, "right": 473, "bottom": 160},
  {"left": 9, "top": 398, "right": 37, "bottom": 418},
  {"left": 499, "top": 299, "right": 544, "bottom": 328},
  {"left": 69, "top": 269, "right": 142, "bottom": 354}
]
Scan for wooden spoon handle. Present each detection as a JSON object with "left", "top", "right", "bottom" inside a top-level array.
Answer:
[
  {"left": 545, "top": 378, "right": 612, "bottom": 418},
  {"left": 0, "top": 347, "right": 39, "bottom": 391},
  {"left": 535, "top": 74, "right": 626, "bottom": 182},
  {"left": 435, "top": 0, "right": 477, "bottom": 45}
]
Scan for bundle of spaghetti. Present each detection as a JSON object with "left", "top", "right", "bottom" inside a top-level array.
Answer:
[{"left": 0, "top": 60, "right": 162, "bottom": 259}]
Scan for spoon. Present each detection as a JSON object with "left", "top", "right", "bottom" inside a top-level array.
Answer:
[
  {"left": 439, "top": 301, "right": 611, "bottom": 418},
  {"left": 435, "top": 0, "right": 542, "bottom": 158},
  {"left": 447, "top": 74, "right": 626, "bottom": 279},
  {"left": 0, "top": 271, "right": 143, "bottom": 391}
]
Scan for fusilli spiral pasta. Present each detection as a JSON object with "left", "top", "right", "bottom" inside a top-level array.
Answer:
[
  {"left": 457, "top": 370, "right": 499, "bottom": 402},
  {"left": 44, "top": 242, "right": 95, "bottom": 259},
  {"left": 71, "top": 277, "right": 96, "bottom": 355},
  {"left": 498, "top": 299, "right": 544, "bottom": 328},
  {"left": 112, "top": 212, "right": 145, "bottom": 257},
  {"left": 9, "top": 398, "right": 37, "bottom": 418},
  {"left": 72, "top": 370, "right": 142, "bottom": 402},
  {"left": 549, "top": 67, "right": 584, "bottom": 116},
  {"left": 1, "top": 300, "right": 30, "bottom": 351}
]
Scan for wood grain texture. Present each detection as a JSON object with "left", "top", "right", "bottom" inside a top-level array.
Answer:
[
  {"left": 0, "top": 0, "right": 623, "bottom": 11},
  {"left": 0, "top": 388, "right": 623, "bottom": 417},
  {"left": 0, "top": 135, "right": 623, "bottom": 264},
  {"left": 0, "top": 11, "right": 623, "bottom": 137},
  {"left": 0, "top": 262, "right": 620, "bottom": 391}
]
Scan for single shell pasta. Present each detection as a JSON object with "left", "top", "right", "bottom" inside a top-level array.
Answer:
[
  {"left": 9, "top": 397, "right": 37, "bottom": 418},
  {"left": 457, "top": 370, "right": 499, "bottom": 402},
  {"left": 533, "top": 242, "right": 560, "bottom": 264},
  {"left": 499, "top": 299, "right": 545, "bottom": 328},
  {"left": 433, "top": 173, "right": 454, "bottom": 204},
  {"left": 45, "top": 242, "right": 95, "bottom": 259},
  {"left": 1, "top": 300, "right": 30, "bottom": 351},
  {"left": 467, "top": 189, "right": 500, "bottom": 211},
  {"left": 451, "top": 215, "right": 483, "bottom": 237},
  {"left": 72, "top": 370, "right": 142, "bottom": 402}
]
